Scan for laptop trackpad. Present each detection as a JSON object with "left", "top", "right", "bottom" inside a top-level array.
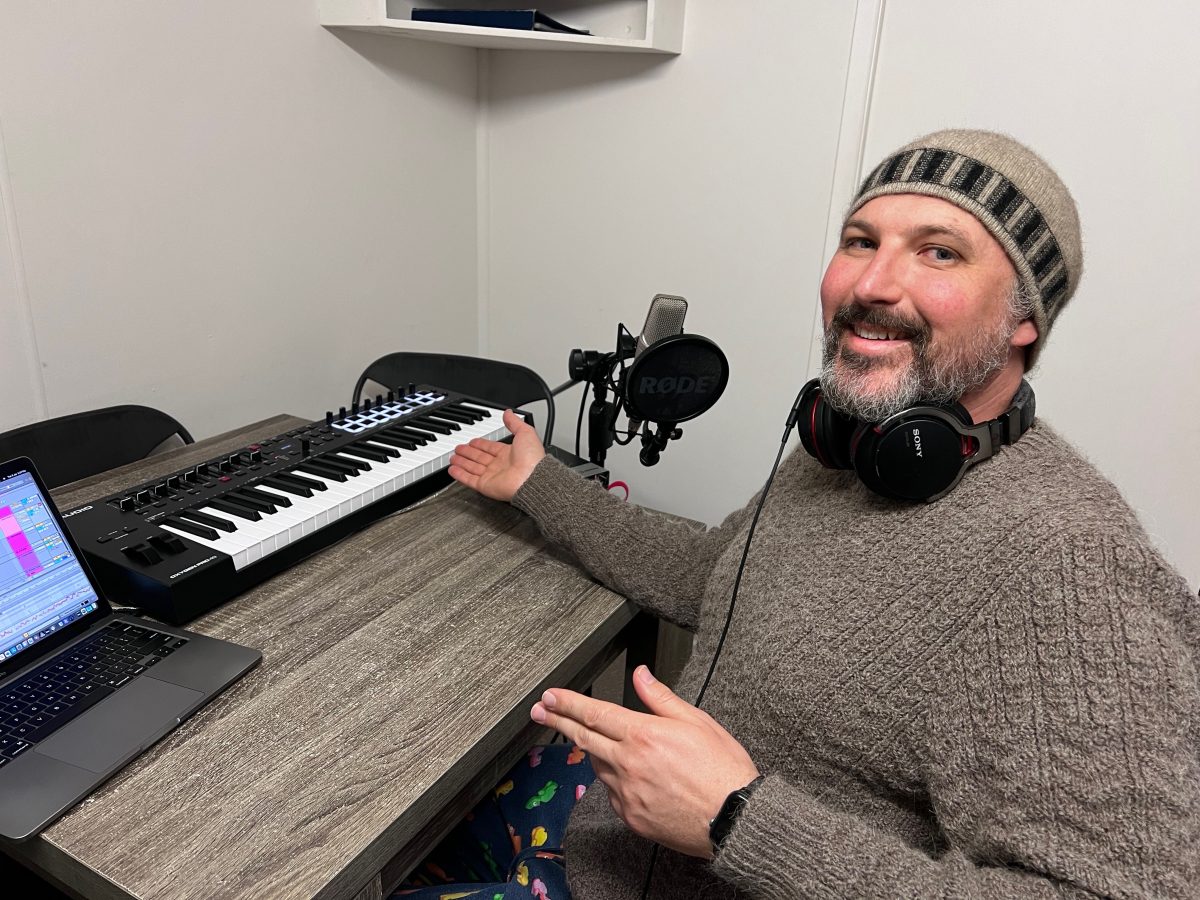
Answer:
[{"left": 37, "top": 677, "right": 203, "bottom": 774}]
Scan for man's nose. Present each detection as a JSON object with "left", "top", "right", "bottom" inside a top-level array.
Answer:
[{"left": 852, "top": 247, "right": 905, "bottom": 306}]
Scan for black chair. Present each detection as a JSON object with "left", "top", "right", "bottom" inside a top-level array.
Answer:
[
  {"left": 0, "top": 405, "right": 194, "bottom": 490},
  {"left": 353, "top": 352, "right": 555, "bottom": 442}
]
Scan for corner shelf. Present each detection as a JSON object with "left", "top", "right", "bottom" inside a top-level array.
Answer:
[{"left": 319, "top": 0, "right": 684, "bottom": 54}]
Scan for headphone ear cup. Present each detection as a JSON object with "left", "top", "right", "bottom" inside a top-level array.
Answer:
[
  {"left": 852, "top": 413, "right": 971, "bottom": 502},
  {"left": 795, "top": 381, "right": 856, "bottom": 470},
  {"left": 849, "top": 423, "right": 895, "bottom": 498}
]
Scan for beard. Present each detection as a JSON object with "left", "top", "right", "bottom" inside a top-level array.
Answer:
[{"left": 818, "top": 298, "right": 1018, "bottom": 422}]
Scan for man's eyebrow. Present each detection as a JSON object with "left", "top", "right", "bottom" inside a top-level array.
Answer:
[
  {"left": 841, "top": 218, "right": 976, "bottom": 250},
  {"left": 907, "top": 222, "right": 976, "bottom": 248}
]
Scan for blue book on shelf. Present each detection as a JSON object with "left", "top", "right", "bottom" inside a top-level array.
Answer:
[{"left": 410, "top": 8, "right": 591, "bottom": 35}]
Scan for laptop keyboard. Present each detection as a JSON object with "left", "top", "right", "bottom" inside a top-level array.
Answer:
[{"left": 0, "top": 622, "right": 188, "bottom": 767}]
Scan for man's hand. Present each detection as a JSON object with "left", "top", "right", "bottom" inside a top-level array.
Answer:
[
  {"left": 530, "top": 665, "right": 759, "bottom": 859},
  {"left": 448, "top": 409, "right": 545, "bottom": 502}
]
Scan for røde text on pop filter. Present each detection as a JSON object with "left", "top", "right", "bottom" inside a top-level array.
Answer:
[
  {"left": 624, "top": 333, "right": 729, "bottom": 425},
  {"left": 629, "top": 333, "right": 729, "bottom": 467}
]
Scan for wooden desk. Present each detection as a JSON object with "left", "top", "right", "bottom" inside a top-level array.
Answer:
[{"left": 3, "top": 416, "right": 652, "bottom": 900}]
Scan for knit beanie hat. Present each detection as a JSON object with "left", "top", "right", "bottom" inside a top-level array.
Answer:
[{"left": 847, "top": 129, "right": 1082, "bottom": 369}]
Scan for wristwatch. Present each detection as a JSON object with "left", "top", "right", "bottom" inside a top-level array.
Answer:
[{"left": 708, "top": 775, "right": 766, "bottom": 856}]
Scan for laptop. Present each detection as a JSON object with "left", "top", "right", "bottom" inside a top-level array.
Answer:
[{"left": 0, "top": 456, "right": 261, "bottom": 840}]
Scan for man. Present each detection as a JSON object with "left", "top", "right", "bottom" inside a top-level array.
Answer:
[{"left": 443, "top": 130, "right": 1200, "bottom": 898}]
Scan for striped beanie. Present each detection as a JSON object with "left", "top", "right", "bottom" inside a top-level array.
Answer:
[{"left": 848, "top": 129, "right": 1082, "bottom": 369}]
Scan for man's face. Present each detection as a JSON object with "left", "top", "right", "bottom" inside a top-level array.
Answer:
[{"left": 819, "top": 193, "right": 1036, "bottom": 421}]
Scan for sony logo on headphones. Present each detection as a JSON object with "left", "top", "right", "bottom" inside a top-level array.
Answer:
[{"left": 912, "top": 428, "right": 923, "bottom": 458}]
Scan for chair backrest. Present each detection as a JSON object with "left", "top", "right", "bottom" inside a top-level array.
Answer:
[
  {"left": 353, "top": 352, "right": 555, "bottom": 441},
  {"left": 0, "top": 405, "right": 194, "bottom": 490}
]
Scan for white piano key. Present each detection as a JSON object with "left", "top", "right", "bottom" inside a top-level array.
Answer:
[
  {"left": 255, "top": 485, "right": 326, "bottom": 539},
  {"left": 239, "top": 492, "right": 313, "bottom": 545}
]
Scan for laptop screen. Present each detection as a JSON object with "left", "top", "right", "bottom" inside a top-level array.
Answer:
[{"left": 0, "top": 467, "right": 100, "bottom": 663}]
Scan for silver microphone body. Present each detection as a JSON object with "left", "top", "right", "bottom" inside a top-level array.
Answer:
[{"left": 627, "top": 294, "right": 688, "bottom": 435}]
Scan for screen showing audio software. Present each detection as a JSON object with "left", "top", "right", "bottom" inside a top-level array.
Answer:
[{"left": 0, "top": 469, "right": 99, "bottom": 662}]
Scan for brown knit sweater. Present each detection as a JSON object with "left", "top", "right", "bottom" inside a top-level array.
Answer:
[{"left": 511, "top": 423, "right": 1200, "bottom": 899}]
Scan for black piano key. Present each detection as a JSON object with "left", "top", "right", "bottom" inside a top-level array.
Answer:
[
  {"left": 401, "top": 426, "right": 446, "bottom": 444},
  {"left": 228, "top": 490, "right": 279, "bottom": 514},
  {"left": 445, "top": 402, "right": 488, "bottom": 422},
  {"left": 262, "top": 476, "right": 313, "bottom": 498},
  {"left": 306, "top": 454, "right": 358, "bottom": 475},
  {"left": 357, "top": 440, "right": 399, "bottom": 459},
  {"left": 384, "top": 426, "right": 435, "bottom": 445},
  {"left": 419, "top": 413, "right": 462, "bottom": 431},
  {"left": 163, "top": 517, "right": 221, "bottom": 541},
  {"left": 407, "top": 416, "right": 453, "bottom": 435},
  {"left": 295, "top": 461, "right": 348, "bottom": 483},
  {"left": 428, "top": 407, "right": 475, "bottom": 425},
  {"left": 207, "top": 498, "right": 263, "bottom": 522},
  {"left": 345, "top": 444, "right": 391, "bottom": 464},
  {"left": 323, "top": 453, "right": 370, "bottom": 473},
  {"left": 276, "top": 471, "right": 328, "bottom": 492},
  {"left": 240, "top": 485, "right": 291, "bottom": 508},
  {"left": 369, "top": 433, "right": 418, "bottom": 451},
  {"left": 393, "top": 424, "right": 442, "bottom": 441},
  {"left": 178, "top": 509, "right": 238, "bottom": 533}
]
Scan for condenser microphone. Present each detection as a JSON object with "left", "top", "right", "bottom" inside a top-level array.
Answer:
[
  {"left": 626, "top": 294, "right": 688, "bottom": 437},
  {"left": 636, "top": 294, "right": 688, "bottom": 355}
]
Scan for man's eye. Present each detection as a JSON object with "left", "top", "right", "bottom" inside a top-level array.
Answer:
[
  {"left": 843, "top": 237, "right": 873, "bottom": 250},
  {"left": 928, "top": 246, "right": 958, "bottom": 262}
]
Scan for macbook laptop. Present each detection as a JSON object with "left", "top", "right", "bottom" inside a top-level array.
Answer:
[{"left": 0, "top": 456, "right": 261, "bottom": 840}]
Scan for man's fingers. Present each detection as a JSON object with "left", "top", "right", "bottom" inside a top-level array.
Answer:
[
  {"left": 503, "top": 408, "right": 533, "bottom": 436},
  {"left": 538, "top": 689, "right": 641, "bottom": 741},
  {"left": 631, "top": 666, "right": 697, "bottom": 721},
  {"left": 530, "top": 702, "right": 619, "bottom": 761},
  {"left": 455, "top": 442, "right": 503, "bottom": 464},
  {"left": 447, "top": 466, "right": 479, "bottom": 491},
  {"left": 449, "top": 456, "right": 488, "bottom": 477}
]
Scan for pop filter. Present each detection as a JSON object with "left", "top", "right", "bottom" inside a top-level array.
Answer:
[{"left": 623, "top": 333, "right": 729, "bottom": 424}]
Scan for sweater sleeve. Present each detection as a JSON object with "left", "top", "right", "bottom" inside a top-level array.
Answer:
[
  {"left": 511, "top": 456, "right": 760, "bottom": 632},
  {"left": 709, "top": 533, "right": 1200, "bottom": 899}
]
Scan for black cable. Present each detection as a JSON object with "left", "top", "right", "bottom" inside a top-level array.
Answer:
[
  {"left": 613, "top": 426, "right": 640, "bottom": 447},
  {"left": 638, "top": 388, "right": 805, "bottom": 900},
  {"left": 575, "top": 382, "right": 588, "bottom": 459}
]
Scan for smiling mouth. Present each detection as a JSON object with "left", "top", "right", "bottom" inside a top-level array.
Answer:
[{"left": 848, "top": 323, "right": 911, "bottom": 342}]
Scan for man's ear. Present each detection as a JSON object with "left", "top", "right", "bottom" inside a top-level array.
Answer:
[{"left": 1011, "top": 318, "right": 1038, "bottom": 348}]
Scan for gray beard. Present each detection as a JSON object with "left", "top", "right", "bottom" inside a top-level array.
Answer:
[{"left": 818, "top": 304, "right": 1017, "bottom": 422}]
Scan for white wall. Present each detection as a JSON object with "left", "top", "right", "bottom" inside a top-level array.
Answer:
[
  {"left": 864, "top": 0, "right": 1200, "bottom": 589},
  {"left": 482, "top": 0, "right": 1200, "bottom": 588},
  {"left": 0, "top": 1, "right": 480, "bottom": 439},
  {"left": 484, "top": 0, "right": 862, "bottom": 526}
]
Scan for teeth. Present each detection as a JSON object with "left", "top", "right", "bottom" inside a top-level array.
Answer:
[{"left": 853, "top": 325, "right": 904, "bottom": 341}]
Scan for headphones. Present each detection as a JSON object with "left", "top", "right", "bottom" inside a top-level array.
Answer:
[{"left": 794, "top": 378, "right": 1035, "bottom": 502}]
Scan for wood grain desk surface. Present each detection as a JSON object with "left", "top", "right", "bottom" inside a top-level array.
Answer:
[{"left": 6, "top": 416, "right": 638, "bottom": 900}]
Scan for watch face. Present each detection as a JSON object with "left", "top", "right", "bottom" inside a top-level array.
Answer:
[{"left": 709, "top": 777, "right": 764, "bottom": 853}]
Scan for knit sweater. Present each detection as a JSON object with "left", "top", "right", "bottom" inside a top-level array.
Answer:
[{"left": 511, "top": 423, "right": 1200, "bottom": 900}]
